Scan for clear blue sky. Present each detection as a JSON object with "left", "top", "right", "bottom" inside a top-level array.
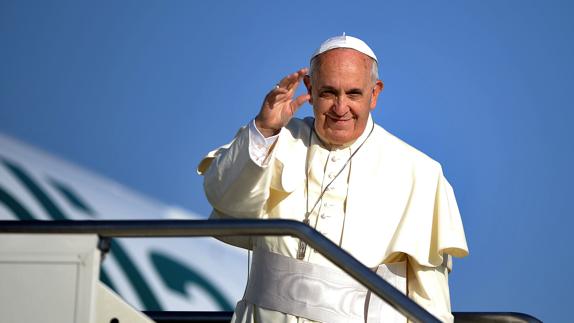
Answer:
[{"left": 1, "top": 1, "right": 573, "bottom": 321}]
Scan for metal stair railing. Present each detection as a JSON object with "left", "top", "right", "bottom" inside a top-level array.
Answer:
[
  {"left": 0, "top": 219, "right": 542, "bottom": 323},
  {"left": 140, "top": 311, "right": 543, "bottom": 323}
]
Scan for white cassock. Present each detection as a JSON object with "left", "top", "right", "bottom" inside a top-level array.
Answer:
[{"left": 197, "top": 115, "right": 469, "bottom": 323}]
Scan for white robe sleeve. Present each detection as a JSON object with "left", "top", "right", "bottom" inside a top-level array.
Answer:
[
  {"left": 248, "top": 119, "right": 280, "bottom": 166},
  {"left": 380, "top": 163, "right": 467, "bottom": 322},
  {"left": 407, "top": 256, "right": 453, "bottom": 323},
  {"left": 197, "top": 124, "right": 279, "bottom": 218},
  {"left": 385, "top": 171, "right": 468, "bottom": 268}
]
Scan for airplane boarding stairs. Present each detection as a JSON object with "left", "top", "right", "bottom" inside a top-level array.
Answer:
[{"left": 0, "top": 219, "right": 541, "bottom": 323}]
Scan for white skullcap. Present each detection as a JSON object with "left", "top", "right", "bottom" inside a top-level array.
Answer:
[{"left": 311, "top": 33, "right": 377, "bottom": 62}]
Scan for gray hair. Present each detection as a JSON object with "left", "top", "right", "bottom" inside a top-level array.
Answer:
[{"left": 309, "top": 54, "right": 379, "bottom": 84}]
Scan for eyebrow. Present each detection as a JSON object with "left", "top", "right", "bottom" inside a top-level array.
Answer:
[
  {"left": 319, "top": 86, "right": 364, "bottom": 94},
  {"left": 346, "top": 88, "right": 363, "bottom": 94}
]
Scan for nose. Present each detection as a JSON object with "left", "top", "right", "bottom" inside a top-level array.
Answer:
[{"left": 333, "top": 95, "right": 349, "bottom": 116}]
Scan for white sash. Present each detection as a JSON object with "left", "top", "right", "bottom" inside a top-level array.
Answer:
[{"left": 244, "top": 249, "right": 407, "bottom": 323}]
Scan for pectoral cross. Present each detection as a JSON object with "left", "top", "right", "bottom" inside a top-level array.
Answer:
[{"left": 296, "top": 217, "right": 311, "bottom": 260}]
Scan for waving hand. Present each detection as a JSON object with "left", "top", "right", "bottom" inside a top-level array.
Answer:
[{"left": 254, "top": 68, "right": 310, "bottom": 137}]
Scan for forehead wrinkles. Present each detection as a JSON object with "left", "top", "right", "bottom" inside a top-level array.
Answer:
[{"left": 311, "top": 49, "right": 372, "bottom": 86}]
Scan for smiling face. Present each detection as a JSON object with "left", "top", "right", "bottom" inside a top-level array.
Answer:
[{"left": 304, "top": 48, "right": 383, "bottom": 147}]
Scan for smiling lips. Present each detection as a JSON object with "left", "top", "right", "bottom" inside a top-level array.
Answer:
[{"left": 326, "top": 113, "right": 353, "bottom": 125}]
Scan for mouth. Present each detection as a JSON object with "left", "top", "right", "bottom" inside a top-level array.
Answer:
[{"left": 326, "top": 114, "right": 353, "bottom": 124}]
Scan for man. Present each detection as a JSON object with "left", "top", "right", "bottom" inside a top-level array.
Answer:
[{"left": 198, "top": 35, "right": 468, "bottom": 323}]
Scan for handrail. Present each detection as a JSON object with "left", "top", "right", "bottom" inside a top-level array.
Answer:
[
  {"left": 0, "top": 219, "right": 439, "bottom": 322},
  {"left": 140, "top": 311, "right": 544, "bottom": 323}
]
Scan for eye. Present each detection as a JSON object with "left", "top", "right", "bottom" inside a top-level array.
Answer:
[
  {"left": 319, "top": 90, "right": 336, "bottom": 98},
  {"left": 347, "top": 90, "right": 363, "bottom": 100}
]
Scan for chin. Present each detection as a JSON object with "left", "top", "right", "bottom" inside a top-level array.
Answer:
[
  {"left": 324, "top": 133, "right": 355, "bottom": 147},
  {"left": 315, "top": 124, "right": 358, "bottom": 146}
]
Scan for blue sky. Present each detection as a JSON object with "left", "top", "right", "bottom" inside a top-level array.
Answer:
[{"left": 2, "top": 1, "right": 573, "bottom": 321}]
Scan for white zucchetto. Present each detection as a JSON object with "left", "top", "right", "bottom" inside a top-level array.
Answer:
[{"left": 311, "top": 33, "right": 378, "bottom": 62}]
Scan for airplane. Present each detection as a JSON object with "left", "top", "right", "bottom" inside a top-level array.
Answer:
[{"left": 0, "top": 132, "right": 247, "bottom": 313}]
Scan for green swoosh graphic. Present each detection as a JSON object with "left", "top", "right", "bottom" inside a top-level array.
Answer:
[
  {"left": 150, "top": 251, "right": 233, "bottom": 311},
  {"left": 0, "top": 185, "right": 36, "bottom": 220},
  {"left": 1, "top": 157, "right": 162, "bottom": 310}
]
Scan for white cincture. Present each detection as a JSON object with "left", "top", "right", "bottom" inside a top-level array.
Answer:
[{"left": 244, "top": 248, "right": 407, "bottom": 323}]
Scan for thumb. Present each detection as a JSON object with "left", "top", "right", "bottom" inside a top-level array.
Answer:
[{"left": 291, "top": 93, "right": 311, "bottom": 113}]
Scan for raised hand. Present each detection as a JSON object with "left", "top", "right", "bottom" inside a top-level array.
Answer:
[{"left": 254, "top": 68, "right": 310, "bottom": 137}]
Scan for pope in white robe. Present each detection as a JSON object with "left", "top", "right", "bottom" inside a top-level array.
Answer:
[{"left": 197, "top": 35, "right": 468, "bottom": 323}]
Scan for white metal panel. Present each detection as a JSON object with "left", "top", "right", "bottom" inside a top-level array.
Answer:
[{"left": 0, "top": 234, "right": 100, "bottom": 323}]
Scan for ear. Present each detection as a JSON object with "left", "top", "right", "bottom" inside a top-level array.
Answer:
[
  {"left": 369, "top": 80, "right": 384, "bottom": 110},
  {"left": 303, "top": 74, "right": 313, "bottom": 105}
]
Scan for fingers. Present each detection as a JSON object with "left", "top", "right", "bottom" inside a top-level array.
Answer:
[
  {"left": 266, "top": 67, "right": 308, "bottom": 107},
  {"left": 291, "top": 93, "right": 311, "bottom": 112},
  {"left": 260, "top": 68, "right": 309, "bottom": 126},
  {"left": 271, "top": 89, "right": 308, "bottom": 108},
  {"left": 264, "top": 87, "right": 288, "bottom": 108},
  {"left": 277, "top": 68, "right": 308, "bottom": 91},
  {"left": 264, "top": 87, "right": 287, "bottom": 104}
]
